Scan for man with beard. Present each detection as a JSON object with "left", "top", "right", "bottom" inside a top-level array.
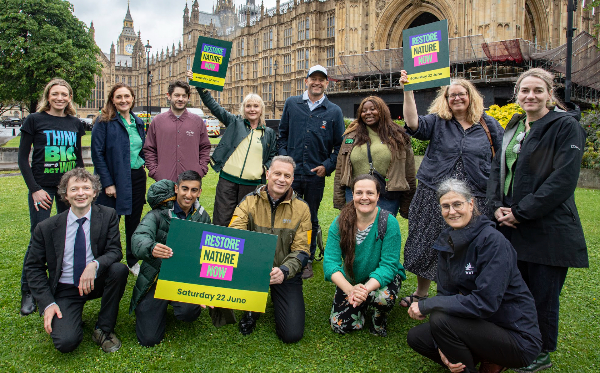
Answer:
[{"left": 144, "top": 80, "right": 212, "bottom": 182}]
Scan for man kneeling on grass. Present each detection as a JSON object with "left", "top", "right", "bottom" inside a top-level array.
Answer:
[
  {"left": 26, "top": 168, "right": 128, "bottom": 353},
  {"left": 129, "top": 170, "right": 236, "bottom": 347},
  {"left": 229, "top": 156, "right": 312, "bottom": 343}
]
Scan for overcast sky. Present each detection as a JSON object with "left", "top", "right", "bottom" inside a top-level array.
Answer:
[{"left": 69, "top": 0, "right": 278, "bottom": 54}]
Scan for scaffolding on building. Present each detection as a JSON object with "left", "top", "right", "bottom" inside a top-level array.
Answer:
[{"left": 327, "top": 33, "right": 600, "bottom": 105}]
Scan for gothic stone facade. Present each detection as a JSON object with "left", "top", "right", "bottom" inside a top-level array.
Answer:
[{"left": 76, "top": 0, "right": 600, "bottom": 119}]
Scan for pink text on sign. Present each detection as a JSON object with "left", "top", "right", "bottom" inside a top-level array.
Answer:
[
  {"left": 201, "top": 60, "right": 220, "bottom": 72},
  {"left": 199, "top": 263, "right": 233, "bottom": 281},
  {"left": 414, "top": 52, "right": 438, "bottom": 66}
]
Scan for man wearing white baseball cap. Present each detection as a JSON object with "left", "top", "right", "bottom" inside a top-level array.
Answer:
[{"left": 277, "top": 64, "right": 345, "bottom": 279}]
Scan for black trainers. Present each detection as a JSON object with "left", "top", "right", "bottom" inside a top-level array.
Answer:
[
  {"left": 238, "top": 312, "right": 260, "bottom": 335},
  {"left": 513, "top": 352, "right": 552, "bottom": 372},
  {"left": 20, "top": 291, "right": 37, "bottom": 316},
  {"left": 92, "top": 328, "right": 122, "bottom": 353}
]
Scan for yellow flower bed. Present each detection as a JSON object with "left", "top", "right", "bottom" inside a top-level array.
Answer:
[{"left": 485, "top": 103, "right": 524, "bottom": 128}]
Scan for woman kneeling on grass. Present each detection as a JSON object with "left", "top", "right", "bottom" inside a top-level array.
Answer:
[
  {"left": 407, "top": 178, "right": 541, "bottom": 373},
  {"left": 323, "top": 174, "right": 406, "bottom": 336}
]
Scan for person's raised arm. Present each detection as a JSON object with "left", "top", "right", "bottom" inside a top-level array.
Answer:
[
  {"left": 401, "top": 70, "right": 419, "bottom": 131},
  {"left": 186, "top": 70, "right": 236, "bottom": 127}
]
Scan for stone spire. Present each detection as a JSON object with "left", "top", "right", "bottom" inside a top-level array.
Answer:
[
  {"left": 124, "top": 1, "right": 133, "bottom": 22},
  {"left": 89, "top": 21, "right": 95, "bottom": 41}
]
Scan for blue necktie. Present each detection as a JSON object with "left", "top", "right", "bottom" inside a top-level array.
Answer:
[{"left": 73, "top": 217, "right": 87, "bottom": 287}]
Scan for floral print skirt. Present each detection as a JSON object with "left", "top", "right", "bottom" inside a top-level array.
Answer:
[{"left": 329, "top": 274, "right": 403, "bottom": 334}]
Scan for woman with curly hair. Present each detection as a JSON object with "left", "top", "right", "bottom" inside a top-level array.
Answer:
[
  {"left": 399, "top": 70, "right": 503, "bottom": 307},
  {"left": 334, "top": 96, "right": 416, "bottom": 218}
]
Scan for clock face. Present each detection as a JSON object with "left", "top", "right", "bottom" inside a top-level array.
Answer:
[{"left": 125, "top": 44, "right": 134, "bottom": 54}]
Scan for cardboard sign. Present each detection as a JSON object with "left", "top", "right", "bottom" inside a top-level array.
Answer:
[
  {"left": 155, "top": 219, "right": 277, "bottom": 312},
  {"left": 189, "top": 36, "right": 232, "bottom": 91},
  {"left": 402, "top": 20, "right": 451, "bottom": 91}
]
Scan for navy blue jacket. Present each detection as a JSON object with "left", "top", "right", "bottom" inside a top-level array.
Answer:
[
  {"left": 419, "top": 215, "right": 542, "bottom": 356},
  {"left": 277, "top": 95, "right": 345, "bottom": 176},
  {"left": 92, "top": 113, "right": 146, "bottom": 215},
  {"left": 406, "top": 113, "right": 503, "bottom": 196}
]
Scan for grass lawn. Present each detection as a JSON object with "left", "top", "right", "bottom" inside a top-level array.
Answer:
[
  {"left": 0, "top": 170, "right": 598, "bottom": 372},
  {"left": 3, "top": 133, "right": 220, "bottom": 148}
]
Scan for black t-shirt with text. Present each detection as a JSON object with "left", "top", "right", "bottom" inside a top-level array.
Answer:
[{"left": 19, "top": 112, "right": 85, "bottom": 189}]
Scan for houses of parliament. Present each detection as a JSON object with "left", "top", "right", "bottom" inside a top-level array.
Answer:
[{"left": 76, "top": 0, "right": 600, "bottom": 119}]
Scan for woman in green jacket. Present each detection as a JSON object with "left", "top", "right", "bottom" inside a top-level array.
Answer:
[
  {"left": 324, "top": 174, "right": 406, "bottom": 336},
  {"left": 187, "top": 70, "right": 277, "bottom": 226}
]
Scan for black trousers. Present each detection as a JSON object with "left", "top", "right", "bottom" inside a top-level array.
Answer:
[
  {"left": 407, "top": 311, "right": 538, "bottom": 373},
  {"left": 135, "top": 283, "right": 203, "bottom": 347},
  {"left": 252, "top": 274, "right": 305, "bottom": 343},
  {"left": 291, "top": 174, "right": 325, "bottom": 260},
  {"left": 212, "top": 176, "right": 257, "bottom": 227},
  {"left": 517, "top": 261, "right": 568, "bottom": 353},
  {"left": 50, "top": 262, "right": 128, "bottom": 353},
  {"left": 124, "top": 167, "right": 147, "bottom": 267}
]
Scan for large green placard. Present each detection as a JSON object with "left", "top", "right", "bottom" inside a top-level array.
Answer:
[
  {"left": 155, "top": 219, "right": 277, "bottom": 312},
  {"left": 402, "top": 19, "right": 451, "bottom": 91},
  {"left": 189, "top": 36, "right": 232, "bottom": 91}
]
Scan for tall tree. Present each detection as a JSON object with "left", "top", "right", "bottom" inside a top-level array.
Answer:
[{"left": 0, "top": 0, "right": 101, "bottom": 114}]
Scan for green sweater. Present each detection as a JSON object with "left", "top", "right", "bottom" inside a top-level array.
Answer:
[{"left": 323, "top": 208, "right": 406, "bottom": 286}]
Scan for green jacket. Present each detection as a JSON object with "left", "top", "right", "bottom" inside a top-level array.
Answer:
[
  {"left": 229, "top": 185, "right": 312, "bottom": 279},
  {"left": 129, "top": 179, "right": 235, "bottom": 326},
  {"left": 197, "top": 88, "right": 277, "bottom": 175}
]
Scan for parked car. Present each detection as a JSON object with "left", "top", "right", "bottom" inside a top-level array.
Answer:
[
  {"left": 79, "top": 118, "right": 93, "bottom": 131},
  {"left": 205, "top": 116, "right": 221, "bottom": 137},
  {"left": 2, "top": 117, "right": 22, "bottom": 127}
]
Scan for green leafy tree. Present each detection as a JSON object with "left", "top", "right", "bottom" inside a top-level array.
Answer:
[{"left": 0, "top": 0, "right": 101, "bottom": 114}]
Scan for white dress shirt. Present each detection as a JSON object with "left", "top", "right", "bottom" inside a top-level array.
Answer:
[{"left": 58, "top": 208, "right": 95, "bottom": 284}]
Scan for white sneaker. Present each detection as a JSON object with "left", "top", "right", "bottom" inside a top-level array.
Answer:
[{"left": 128, "top": 263, "right": 140, "bottom": 276}]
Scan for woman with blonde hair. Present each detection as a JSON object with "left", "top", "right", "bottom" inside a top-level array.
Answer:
[
  {"left": 187, "top": 70, "right": 277, "bottom": 226},
  {"left": 487, "top": 68, "right": 587, "bottom": 372},
  {"left": 92, "top": 83, "right": 146, "bottom": 275},
  {"left": 333, "top": 96, "right": 416, "bottom": 218},
  {"left": 398, "top": 70, "right": 503, "bottom": 307},
  {"left": 18, "top": 78, "right": 86, "bottom": 315}
]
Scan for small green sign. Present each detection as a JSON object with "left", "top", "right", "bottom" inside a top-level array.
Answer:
[
  {"left": 189, "top": 36, "right": 233, "bottom": 91},
  {"left": 155, "top": 219, "right": 277, "bottom": 312},
  {"left": 402, "top": 19, "right": 451, "bottom": 91}
]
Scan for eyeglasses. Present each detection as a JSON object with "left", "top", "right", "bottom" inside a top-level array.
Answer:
[
  {"left": 440, "top": 201, "right": 467, "bottom": 212},
  {"left": 512, "top": 132, "right": 526, "bottom": 154},
  {"left": 447, "top": 92, "right": 468, "bottom": 100}
]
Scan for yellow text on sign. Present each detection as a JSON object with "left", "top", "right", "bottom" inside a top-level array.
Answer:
[
  {"left": 155, "top": 280, "right": 269, "bottom": 312},
  {"left": 411, "top": 41, "right": 439, "bottom": 58},
  {"left": 200, "top": 246, "right": 239, "bottom": 267},
  {"left": 201, "top": 51, "right": 223, "bottom": 65},
  {"left": 192, "top": 73, "right": 225, "bottom": 87},
  {"left": 405, "top": 67, "right": 451, "bottom": 85}
]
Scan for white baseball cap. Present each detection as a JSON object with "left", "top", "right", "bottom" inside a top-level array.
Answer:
[{"left": 307, "top": 65, "right": 328, "bottom": 78}]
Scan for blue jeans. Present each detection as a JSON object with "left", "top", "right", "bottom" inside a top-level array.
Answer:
[
  {"left": 344, "top": 187, "right": 400, "bottom": 217},
  {"left": 517, "top": 261, "right": 568, "bottom": 353},
  {"left": 22, "top": 186, "right": 68, "bottom": 292},
  {"left": 291, "top": 174, "right": 325, "bottom": 261}
]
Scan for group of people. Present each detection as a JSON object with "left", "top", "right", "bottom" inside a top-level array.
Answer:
[{"left": 17, "top": 63, "right": 587, "bottom": 373}]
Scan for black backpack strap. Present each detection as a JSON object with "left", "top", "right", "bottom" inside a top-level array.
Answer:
[{"left": 377, "top": 209, "right": 390, "bottom": 241}]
